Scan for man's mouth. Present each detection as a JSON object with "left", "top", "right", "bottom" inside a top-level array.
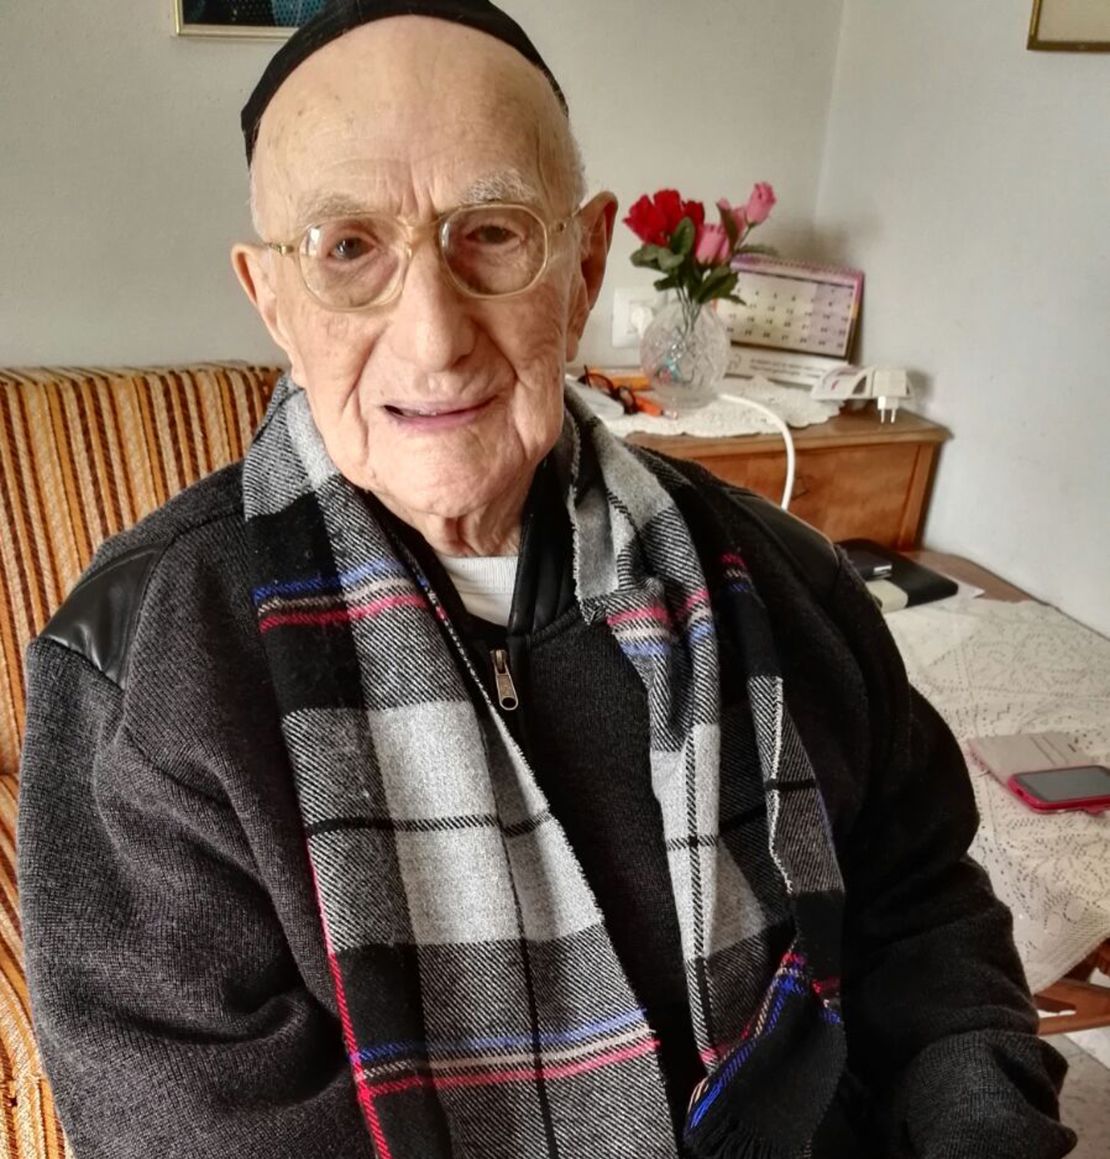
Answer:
[
  {"left": 385, "top": 404, "right": 469, "bottom": 418},
  {"left": 382, "top": 398, "right": 493, "bottom": 428}
]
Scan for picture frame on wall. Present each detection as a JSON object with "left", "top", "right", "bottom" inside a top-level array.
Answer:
[
  {"left": 1028, "top": 0, "right": 1110, "bottom": 52},
  {"left": 175, "top": 1, "right": 325, "bottom": 39}
]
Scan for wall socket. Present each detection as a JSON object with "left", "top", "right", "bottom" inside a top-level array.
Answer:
[{"left": 611, "top": 288, "right": 658, "bottom": 348}]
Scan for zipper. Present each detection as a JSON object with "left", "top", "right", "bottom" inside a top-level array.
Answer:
[
  {"left": 393, "top": 537, "right": 526, "bottom": 743},
  {"left": 490, "top": 648, "right": 520, "bottom": 712}
]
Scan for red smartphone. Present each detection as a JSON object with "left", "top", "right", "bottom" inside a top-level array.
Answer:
[{"left": 1007, "top": 764, "right": 1110, "bottom": 814}]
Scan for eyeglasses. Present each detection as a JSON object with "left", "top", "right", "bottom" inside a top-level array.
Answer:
[
  {"left": 578, "top": 367, "right": 639, "bottom": 415},
  {"left": 265, "top": 202, "right": 575, "bottom": 312},
  {"left": 577, "top": 367, "right": 672, "bottom": 419}
]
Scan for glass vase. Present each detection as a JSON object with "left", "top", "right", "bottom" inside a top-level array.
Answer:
[{"left": 639, "top": 300, "right": 729, "bottom": 413}]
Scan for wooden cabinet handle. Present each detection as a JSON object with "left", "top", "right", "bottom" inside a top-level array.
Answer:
[{"left": 791, "top": 473, "right": 811, "bottom": 500}]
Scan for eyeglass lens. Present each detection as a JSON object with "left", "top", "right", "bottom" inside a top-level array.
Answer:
[{"left": 300, "top": 205, "right": 549, "bottom": 309}]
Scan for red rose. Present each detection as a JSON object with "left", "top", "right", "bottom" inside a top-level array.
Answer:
[
  {"left": 624, "top": 195, "right": 668, "bottom": 245},
  {"left": 682, "top": 197, "right": 707, "bottom": 231},
  {"left": 625, "top": 189, "right": 706, "bottom": 245}
]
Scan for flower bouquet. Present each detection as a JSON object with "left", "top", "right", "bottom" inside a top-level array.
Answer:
[{"left": 624, "top": 184, "right": 776, "bottom": 409}]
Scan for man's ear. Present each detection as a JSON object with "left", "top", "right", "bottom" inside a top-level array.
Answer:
[
  {"left": 231, "top": 244, "right": 297, "bottom": 364},
  {"left": 566, "top": 192, "right": 619, "bottom": 361}
]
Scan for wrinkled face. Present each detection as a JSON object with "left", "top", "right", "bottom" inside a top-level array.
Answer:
[{"left": 237, "top": 18, "right": 607, "bottom": 531}]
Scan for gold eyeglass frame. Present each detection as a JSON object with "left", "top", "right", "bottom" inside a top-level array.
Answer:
[{"left": 265, "top": 202, "right": 577, "bottom": 313}]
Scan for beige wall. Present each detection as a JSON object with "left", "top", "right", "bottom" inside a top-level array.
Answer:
[
  {"left": 5, "top": 3, "right": 1106, "bottom": 637},
  {"left": 0, "top": 0, "right": 845, "bottom": 368},
  {"left": 1, "top": 5, "right": 279, "bottom": 367},
  {"left": 816, "top": 0, "right": 1110, "bottom": 636}
]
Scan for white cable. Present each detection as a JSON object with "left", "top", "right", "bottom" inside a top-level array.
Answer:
[{"left": 716, "top": 392, "right": 796, "bottom": 512}]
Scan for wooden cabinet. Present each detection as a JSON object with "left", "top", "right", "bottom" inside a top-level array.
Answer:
[{"left": 629, "top": 408, "right": 950, "bottom": 549}]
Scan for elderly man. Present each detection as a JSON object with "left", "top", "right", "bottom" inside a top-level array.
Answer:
[{"left": 18, "top": 2, "right": 1075, "bottom": 1157}]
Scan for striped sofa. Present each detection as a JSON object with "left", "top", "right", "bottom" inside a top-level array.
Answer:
[{"left": 0, "top": 364, "right": 281, "bottom": 1156}]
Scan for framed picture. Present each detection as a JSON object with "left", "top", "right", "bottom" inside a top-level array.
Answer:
[
  {"left": 175, "top": 1, "right": 325, "bottom": 39},
  {"left": 1028, "top": 0, "right": 1110, "bottom": 52}
]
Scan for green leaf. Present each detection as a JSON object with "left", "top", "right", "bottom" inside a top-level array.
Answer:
[
  {"left": 657, "top": 249, "right": 684, "bottom": 273},
  {"left": 670, "top": 216, "right": 696, "bottom": 257},
  {"left": 697, "top": 276, "right": 738, "bottom": 307},
  {"left": 693, "top": 266, "right": 737, "bottom": 305},
  {"left": 719, "top": 205, "right": 739, "bottom": 249},
  {"left": 630, "top": 243, "right": 672, "bottom": 269},
  {"left": 654, "top": 275, "right": 679, "bottom": 291},
  {"left": 711, "top": 272, "right": 740, "bottom": 302}
]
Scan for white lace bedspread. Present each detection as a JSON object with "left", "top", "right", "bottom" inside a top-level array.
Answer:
[{"left": 887, "top": 597, "right": 1110, "bottom": 992}]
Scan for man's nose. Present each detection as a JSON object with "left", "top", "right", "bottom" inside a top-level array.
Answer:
[{"left": 383, "top": 242, "right": 477, "bottom": 372}]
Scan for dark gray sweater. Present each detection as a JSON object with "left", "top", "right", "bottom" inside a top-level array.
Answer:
[{"left": 17, "top": 456, "right": 1074, "bottom": 1158}]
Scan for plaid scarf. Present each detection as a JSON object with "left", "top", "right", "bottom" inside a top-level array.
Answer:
[{"left": 243, "top": 376, "right": 847, "bottom": 1159}]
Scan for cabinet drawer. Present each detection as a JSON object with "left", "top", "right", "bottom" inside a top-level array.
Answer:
[
  {"left": 694, "top": 443, "right": 933, "bottom": 547},
  {"left": 629, "top": 408, "right": 948, "bottom": 549}
]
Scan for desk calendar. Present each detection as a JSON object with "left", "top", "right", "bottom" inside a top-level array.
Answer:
[{"left": 719, "top": 256, "right": 864, "bottom": 360}]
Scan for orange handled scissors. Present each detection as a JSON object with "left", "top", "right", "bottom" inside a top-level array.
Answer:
[{"left": 576, "top": 367, "right": 674, "bottom": 419}]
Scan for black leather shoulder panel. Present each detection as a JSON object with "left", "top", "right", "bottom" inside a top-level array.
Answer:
[
  {"left": 724, "top": 485, "right": 841, "bottom": 595},
  {"left": 41, "top": 544, "right": 165, "bottom": 689},
  {"left": 38, "top": 461, "right": 246, "bottom": 688}
]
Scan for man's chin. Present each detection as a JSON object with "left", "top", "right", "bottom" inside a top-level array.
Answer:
[{"left": 372, "top": 473, "right": 530, "bottom": 525}]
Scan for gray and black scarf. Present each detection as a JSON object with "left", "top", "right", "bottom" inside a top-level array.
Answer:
[{"left": 243, "top": 376, "right": 846, "bottom": 1158}]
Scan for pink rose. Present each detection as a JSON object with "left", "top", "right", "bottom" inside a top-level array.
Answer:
[
  {"left": 694, "top": 222, "right": 731, "bottom": 265},
  {"left": 717, "top": 197, "right": 748, "bottom": 235},
  {"left": 744, "top": 182, "right": 776, "bottom": 225}
]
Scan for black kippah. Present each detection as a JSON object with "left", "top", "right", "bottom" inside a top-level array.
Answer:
[{"left": 240, "top": 0, "right": 568, "bottom": 164}]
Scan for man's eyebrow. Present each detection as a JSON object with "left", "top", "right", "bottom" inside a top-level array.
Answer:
[
  {"left": 292, "top": 172, "right": 543, "bottom": 229},
  {"left": 293, "top": 193, "right": 369, "bottom": 228},
  {"left": 457, "top": 172, "right": 542, "bottom": 205}
]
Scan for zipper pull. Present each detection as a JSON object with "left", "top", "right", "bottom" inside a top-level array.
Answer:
[{"left": 490, "top": 648, "right": 519, "bottom": 712}]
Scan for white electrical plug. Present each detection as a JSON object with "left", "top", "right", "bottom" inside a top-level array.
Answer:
[{"left": 811, "top": 365, "right": 912, "bottom": 421}]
